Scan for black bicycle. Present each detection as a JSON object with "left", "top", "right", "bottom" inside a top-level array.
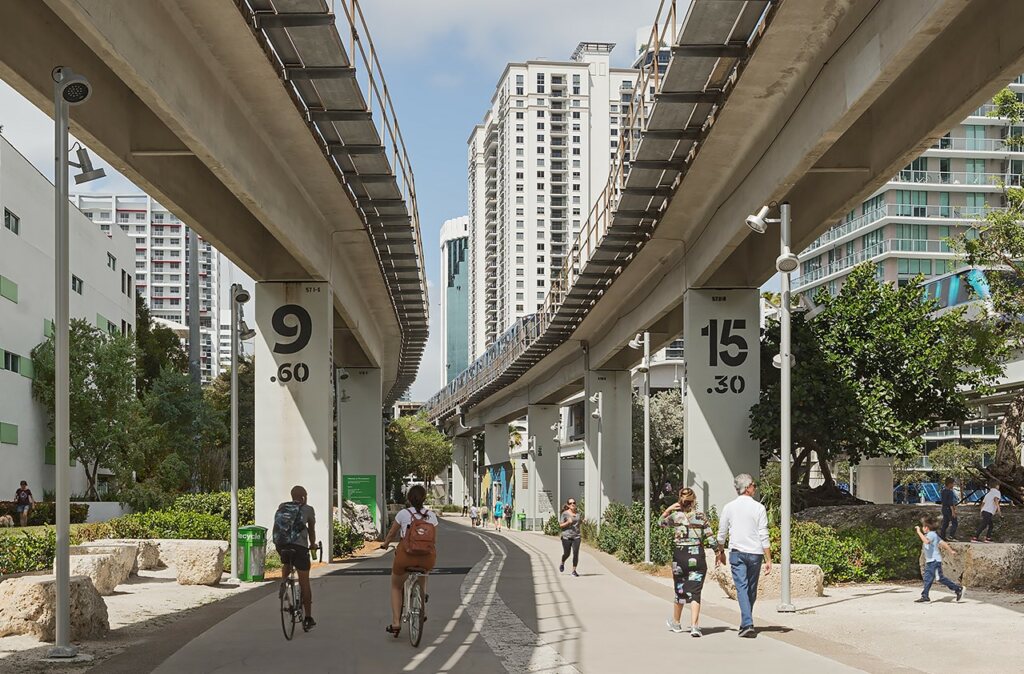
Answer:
[{"left": 279, "top": 542, "right": 322, "bottom": 641}]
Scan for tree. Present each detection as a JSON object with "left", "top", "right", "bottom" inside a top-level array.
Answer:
[
  {"left": 205, "top": 355, "right": 255, "bottom": 487},
  {"left": 386, "top": 414, "right": 452, "bottom": 491},
  {"left": 927, "top": 442, "right": 987, "bottom": 491},
  {"left": 508, "top": 424, "right": 524, "bottom": 452},
  {"left": 952, "top": 86, "right": 1024, "bottom": 502},
  {"left": 31, "top": 320, "right": 140, "bottom": 499},
  {"left": 750, "top": 263, "right": 1003, "bottom": 500},
  {"left": 135, "top": 297, "right": 187, "bottom": 395},
  {"left": 632, "top": 390, "right": 685, "bottom": 507}
]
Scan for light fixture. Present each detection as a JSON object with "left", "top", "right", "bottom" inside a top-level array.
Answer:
[
  {"left": 589, "top": 392, "right": 602, "bottom": 419},
  {"left": 54, "top": 67, "right": 92, "bottom": 105},
  {"left": 339, "top": 389, "right": 352, "bottom": 403},
  {"left": 238, "top": 320, "right": 256, "bottom": 341},
  {"left": 70, "top": 143, "right": 105, "bottom": 185},
  {"left": 745, "top": 205, "right": 771, "bottom": 234},
  {"left": 772, "top": 353, "right": 796, "bottom": 369},
  {"left": 776, "top": 251, "right": 800, "bottom": 273}
]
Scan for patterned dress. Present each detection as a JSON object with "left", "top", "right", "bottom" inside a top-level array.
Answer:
[{"left": 659, "top": 509, "right": 718, "bottom": 605}]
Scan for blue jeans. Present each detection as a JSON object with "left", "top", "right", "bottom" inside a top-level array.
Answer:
[
  {"left": 922, "top": 561, "right": 960, "bottom": 599},
  {"left": 729, "top": 551, "right": 763, "bottom": 629}
]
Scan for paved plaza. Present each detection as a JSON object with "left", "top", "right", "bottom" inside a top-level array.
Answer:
[{"left": 46, "top": 518, "right": 1012, "bottom": 674}]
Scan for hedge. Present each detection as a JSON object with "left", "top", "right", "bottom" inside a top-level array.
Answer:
[
  {"left": 171, "top": 488, "right": 255, "bottom": 525},
  {"left": 0, "top": 529, "right": 56, "bottom": 575},
  {"left": 0, "top": 501, "right": 89, "bottom": 525},
  {"left": 76, "top": 510, "right": 230, "bottom": 543},
  {"left": 562, "top": 501, "right": 922, "bottom": 584},
  {"left": 332, "top": 519, "right": 363, "bottom": 559}
]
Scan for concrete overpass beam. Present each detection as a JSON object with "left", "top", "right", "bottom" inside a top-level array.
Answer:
[
  {"left": 525, "top": 405, "right": 561, "bottom": 529},
  {"left": 337, "top": 367, "right": 385, "bottom": 535},
  {"left": 683, "top": 289, "right": 761, "bottom": 514},
  {"left": 584, "top": 370, "right": 633, "bottom": 527},
  {"left": 255, "top": 282, "right": 334, "bottom": 552}
]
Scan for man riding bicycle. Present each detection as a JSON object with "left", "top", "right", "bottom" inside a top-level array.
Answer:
[{"left": 273, "top": 485, "right": 317, "bottom": 631}]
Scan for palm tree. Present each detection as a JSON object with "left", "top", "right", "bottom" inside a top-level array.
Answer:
[{"left": 508, "top": 424, "right": 524, "bottom": 452}]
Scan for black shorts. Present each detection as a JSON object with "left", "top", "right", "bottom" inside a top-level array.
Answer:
[{"left": 276, "top": 544, "right": 311, "bottom": 571}]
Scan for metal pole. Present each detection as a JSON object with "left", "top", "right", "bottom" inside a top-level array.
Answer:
[
  {"left": 229, "top": 284, "right": 240, "bottom": 581},
  {"left": 778, "top": 201, "right": 795, "bottom": 613},
  {"left": 596, "top": 393, "right": 603, "bottom": 534},
  {"left": 188, "top": 228, "right": 201, "bottom": 385},
  {"left": 643, "top": 332, "right": 651, "bottom": 564},
  {"left": 50, "top": 69, "right": 76, "bottom": 659}
]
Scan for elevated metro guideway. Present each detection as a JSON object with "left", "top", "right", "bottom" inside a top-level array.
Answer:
[
  {"left": 427, "top": 0, "right": 1024, "bottom": 431},
  {"left": 0, "top": 0, "right": 428, "bottom": 404}
]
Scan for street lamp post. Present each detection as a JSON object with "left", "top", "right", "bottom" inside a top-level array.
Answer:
[
  {"left": 51, "top": 67, "right": 104, "bottom": 659},
  {"left": 589, "top": 391, "right": 602, "bottom": 532},
  {"left": 629, "top": 332, "right": 652, "bottom": 564},
  {"left": 229, "top": 284, "right": 253, "bottom": 581},
  {"left": 745, "top": 202, "right": 798, "bottom": 613}
]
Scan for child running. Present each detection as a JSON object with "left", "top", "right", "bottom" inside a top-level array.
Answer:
[{"left": 914, "top": 516, "right": 964, "bottom": 604}]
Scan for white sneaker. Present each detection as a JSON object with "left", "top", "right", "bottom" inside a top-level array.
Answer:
[
  {"left": 666, "top": 619, "right": 684, "bottom": 633},
  {"left": 690, "top": 626, "right": 703, "bottom": 638}
]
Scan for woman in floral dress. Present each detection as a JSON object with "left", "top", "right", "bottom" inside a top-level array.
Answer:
[{"left": 659, "top": 487, "right": 719, "bottom": 637}]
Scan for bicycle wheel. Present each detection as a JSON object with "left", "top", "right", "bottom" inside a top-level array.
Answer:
[
  {"left": 408, "top": 580, "right": 425, "bottom": 647},
  {"left": 280, "top": 580, "right": 295, "bottom": 641}
]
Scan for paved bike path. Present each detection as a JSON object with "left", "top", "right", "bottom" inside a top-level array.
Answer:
[{"left": 150, "top": 519, "right": 866, "bottom": 673}]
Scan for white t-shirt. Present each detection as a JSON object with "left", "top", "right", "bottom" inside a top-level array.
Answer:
[
  {"left": 981, "top": 488, "right": 1001, "bottom": 514},
  {"left": 395, "top": 507, "right": 439, "bottom": 538},
  {"left": 469, "top": 506, "right": 478, "bottom": 518}
]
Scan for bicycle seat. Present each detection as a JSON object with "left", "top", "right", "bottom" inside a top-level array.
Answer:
[{"left": 406, "top": 567, "right": 428, "bottom": 574}]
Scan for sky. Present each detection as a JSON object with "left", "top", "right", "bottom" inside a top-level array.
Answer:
[{"left": 0, "top": 1, "right": 761, "bottom": 402}]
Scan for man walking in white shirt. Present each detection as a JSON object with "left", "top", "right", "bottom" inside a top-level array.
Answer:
[{"left": 716, "top": 473, "right": 771, "bottom": 638}]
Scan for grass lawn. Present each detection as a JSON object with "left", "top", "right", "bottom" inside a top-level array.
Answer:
[{"left": 0, "top": 523, "right": 88, "bottom": 538}]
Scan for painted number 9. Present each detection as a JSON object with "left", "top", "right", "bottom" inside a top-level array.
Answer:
[{"left": 272, "top": 304, "right": 312, "bottom": 354}]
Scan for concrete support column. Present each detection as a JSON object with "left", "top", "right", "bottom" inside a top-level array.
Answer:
[
  {"left": 683, "top": 288, "right": 760, "bottom": 514},
  {"left": 482, "top": 423, "right": 507, "bottom": 511},
  {"left": 337, "top": 367, "right": 384, "bottom": 534},
  {"left": 450, "top": 436, "right": 472, "bottom": 511},
  {"left": 526, "top": 405, "right": 560, "bottom": 529},
  {"left": 856, "top": 457, "right": 894, "bottom": 504},
  {"left": 255, "top": 282, "right": 333, "bottom": 552},
  {"left": 584, "top": 370, "right": 632, "bottom": 525}
]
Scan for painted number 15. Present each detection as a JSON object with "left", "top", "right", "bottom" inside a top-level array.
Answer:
[{"left": 700, "top": 319, "right": 748, "bottom": 367}]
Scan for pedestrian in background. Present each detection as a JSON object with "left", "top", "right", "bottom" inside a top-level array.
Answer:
[
  {"left": 915, "top": 515, "right": 963, "bottom": 603},
  {"left": 939, "top": 477, "right": 958, "bottom": 540},
  {"left": 503, "top": 502, "right": 514, "bottom": 530},
  {"left": 559, "top": 499, "right": 582, "bottom": 576},
  {"left": 660, "top": 487, "right": 719, "bottom": 637},
  {"left": 972, "top": 479, "right": 1001, "bottom": 542},
  {"left": 14, "top": 481, "right": 34, "bottom": 527},
  {"left": 494, "top": 500, "right": 504, "bottom": 531},
  {"left": 469, "top": 504, "right": 479, "bottom": 527},
  {"left": 716, "top": 473, "right": 771, "bottom": 638}
]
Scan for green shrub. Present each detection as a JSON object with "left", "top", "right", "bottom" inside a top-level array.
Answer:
[
  {"left": 77, "top": 511, "right": 230, "bottom": 542},
  {"left": 0, "top": 501, "right": 89, "bottom": 525},
  {"left": 332, "top": 519, "right": 363, "bottom": 559},
  {"left": 767, "top": 521, "right": 919, "bottom": 583},
  {"left": 543, "top": 515, "right": 560, "bottom": 536},
  {"left": 72, "top": 522, "right": 113, "bottom": 544},
  {"left": 0, "top": 529, "right": 56, "bottom": 574},
  {"left": 597, "top": 522, "right": 621, "bottom": 554},
  {"left": 838, "top": 526, "right": 920, "bottom": 580},
  {"left": 438, "top": 504, "right": 462, "bottom": 513},
  {"left": 171, "top": 488, "right": 255, "bottom": 525}
]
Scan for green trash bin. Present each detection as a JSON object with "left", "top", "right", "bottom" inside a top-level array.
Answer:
[
  {"left": 237, "top": 525, "right": 267, "bottom": 582},
  {"left": 517, "top": 512, "right": 527, "bottom": 531}
]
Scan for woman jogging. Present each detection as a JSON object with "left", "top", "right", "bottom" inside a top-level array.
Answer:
[
  {"left": 558, "top": 499, "right": 582, "bottom": 576},
  {"left": 660, "top": 487, "right": 719, "bottom": 637}
]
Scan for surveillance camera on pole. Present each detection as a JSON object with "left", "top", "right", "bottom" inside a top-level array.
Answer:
[{"left": 338, "top": 367, "right": 350, "bottom": 380}]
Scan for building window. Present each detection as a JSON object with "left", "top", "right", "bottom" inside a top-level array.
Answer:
[
  {"left": 0, "top": 422, "right": 17, "bottom": 445},
  {"left": 3, "top": 351, "right": 22, "bottom": 374},
  {"left": 0, "top": 275, "right": 17, "bottom": 304},
  {"left": 107, "top": 252, "right": 117, "bottom": 270},
  {"left": 3, "top": 209, "right": 19, "bottom": 235},
  {"left": 72, "top": 275, "right": 84, "bottom": 294}
]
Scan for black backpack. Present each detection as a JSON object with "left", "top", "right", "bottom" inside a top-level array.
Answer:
[{"left": 273, "top": 502, "right": 305, "bottom": 547}]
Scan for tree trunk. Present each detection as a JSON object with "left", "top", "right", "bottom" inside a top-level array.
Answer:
[
  {"left": 817, "top": 453, "right": 836, "bottom": 489},
  {"left": 86, "top": 460, "right": 100, "bottom": 501},
  {"left": 983, "top": 389, "right": 1024, "bottom": 504}
]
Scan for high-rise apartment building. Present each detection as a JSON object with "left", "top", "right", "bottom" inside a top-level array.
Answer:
[
  {"left": 1, "top": 135, "right": 135, "bottom": 494},
  {"left": 467, "top": 42, "right": 637, "bottom": 358},
  {"left": 440, "top": 216, "right": 470, "bottom": 384},
  {"left": 794, "top": 76, "right": 1024, "bottom": 296},
  {"left": 72, "top": 194, "right": 223, "bottom": 381}
]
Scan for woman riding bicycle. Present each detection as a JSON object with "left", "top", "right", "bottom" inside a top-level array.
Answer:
[{"left": 380, "top": 484, "right": 438, "bottom": 637}]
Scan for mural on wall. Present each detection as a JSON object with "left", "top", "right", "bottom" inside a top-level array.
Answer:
[{"left": 480, "top": 461, "right": 515, "bottom": 514}]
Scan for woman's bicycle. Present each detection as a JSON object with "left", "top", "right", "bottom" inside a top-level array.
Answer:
[
  {"left": 401, "top": 566, "right": 429, "bottom": 647},
  {"left": 279, "top": 542, "right": 322, "bottom": 641}
]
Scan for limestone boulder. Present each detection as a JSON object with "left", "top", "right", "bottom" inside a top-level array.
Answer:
[
  {"left": 71, "top": 543, "right": 136, "bottom": 581},
  {"left": 54, "top": 553, "right": 121, "bottom": 596},
  {"left": 710, "top": 553, "right": 824, "bottom": 599},
  {"left": 338, "top": 499, "right": 378, "bottom": 540},
  {"left": 172, "top": 542, "right": 228, "bottom": 586},
  {"left": 919, "top": 542, "right": 1024, "bottom": 590},
  {"left": 0, "top": 575, "right": 108, "bottom": 641},
  {"left": 153, "top": 539, "right": 227, "bottom": 569}
]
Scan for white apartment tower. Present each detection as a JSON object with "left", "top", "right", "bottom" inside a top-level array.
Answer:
[
  {"left": 794, "top": 75, "right": 1024, "bottom": 296},
  {"left": 468, "top": 42, "right": 637, "bottom": 358},
  {"left": 72, "top": 194, "right": 222, "bottom": 381},
  {"left": 1, "top": 135, "right": 135, "bottom": 494}
]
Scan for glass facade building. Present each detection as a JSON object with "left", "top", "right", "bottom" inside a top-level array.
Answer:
[{"left": 441, "top": 216, "right": 470, "bottom": 383}]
